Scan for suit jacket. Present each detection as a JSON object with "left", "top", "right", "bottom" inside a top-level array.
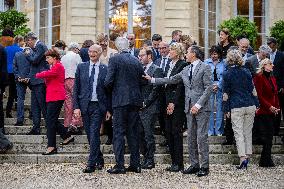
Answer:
[
  {"left": 151, "top": 47, "right": 161, "bottom": 62},
  {"left": 155, "top": 60, "right": 187, "bottom": 114},
  {"left": 253, "top": 73, "right": 279, "bottom": 115},
  {"left": 272, "top": 51, "right": 284, "bottom": 89},
  {"left": 26, "top": 41, "right": 49, "bottom": 85},
  {"left": 155, "top": 60, "right": 212, "bottom": 113},
  {"left": 73, "top": 61, "right": 110, "bottom": 114},
  {"left": 13, "top": 51, "right": 31, "bottom": 80},
  {"left": 0, "top": 44, "right": 7, "bottom": 87},
  {"left": 104, "top": 51, "right": 145, "bottom": 108},
  {"left": 141, "top": 63, "right": 163, "bottom": 114},
  {"left": 245, "top": 54, "right": 259, "bottom": 77},
  {"left": 154, "top": 57, "right": 171, "bottom": 75},
  {"left": 36, "top": 61, "right": 65, "bottom": 102}
]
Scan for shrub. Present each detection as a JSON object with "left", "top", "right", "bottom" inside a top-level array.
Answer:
[{"left": 270, "top": 20, "right": 284, "bottom": 51}]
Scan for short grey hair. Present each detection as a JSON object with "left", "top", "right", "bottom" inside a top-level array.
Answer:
[
  {"left": 115, "top": 37, "right": 129, "bottom": 52},
  {"left": 68, "top": 42, "right": 80, "bottom": 50},
  {"left": 259, "top": 45, "right": 272, "bottom": 54},
  {"left": 25, "top": 32, "right": 38, "bottom": 40}
]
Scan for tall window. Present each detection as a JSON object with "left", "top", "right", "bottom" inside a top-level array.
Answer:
[
  {"left": 0, "top": 0, "right": 14, "bottom": 11},
  {"left": 237, "top": 0, "right": 266, "bottom": 48},
  {"left": 108, "top": 0, "right": 151, "bottom": 48},
  {"left": 199, "top": 0, "right": 217, "bottom": 58},
  {"left": 38, "top": 0, "right": 61, "bottom": 47}
]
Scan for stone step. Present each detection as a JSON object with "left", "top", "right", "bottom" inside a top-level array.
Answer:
[
  {"left": 5, "top": 134, "right": 284, "bottom": 145},
  {"left": 0, "top": 153, "right": 283, "bottom": 165},
  {"left": 4, "top": 143, "right": 284, "bottom": 155}
]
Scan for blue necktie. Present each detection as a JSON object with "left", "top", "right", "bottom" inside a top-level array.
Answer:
[
  {"left": 162, "top": 58, "right": 166, "bottom": 71},
  {"left": 89, "top": 64, "right": 96, "bottom": 93}
]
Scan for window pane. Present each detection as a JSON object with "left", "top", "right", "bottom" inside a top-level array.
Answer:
[
  {"left": 133, "top": 0, "right": 151, "bottom": 48},
  {"left": 40, "top": 9, "right": 48, "bottom": 27},
  {"left": 199, "top": 29, "right": 205, "bottom": 48},
  {"left": 199, "top": 0, "right": 205, "bottom": 10},
  {"left": 209, "top": 31, "right": 216, "bottom": 48},
  {"left": 52, "top": 0, "right": 61, "bottom": 6},
  {"left": 237, "top": 0, "right": 249, "bottom": 16},
  {"left": 39, "top": 28, "right": 48, "bottom": 44},
  {"left": 52, "top": 26, "right": 60, "bottom": 44},
  {"left": 254, "top": 0, "right": 264, "bottom": 16},
  {"left": 208, "top": 12, "right": 216, "bottom": 30},
  {"left": 40, "top": 0, "right": 48, "bottom": 9},
  {"left": 109, "top": 0, "right": 128, "bottom": 37},
  {"left": 53, "top": 6, "right": 61, "bottom": 26},
  {"left": 254, "top": 17, "right": 265, "bottom": 33},
  {"left": 208, "top": 0, "right": 216, "bottom": 12},
  {"left": 198, "top": 10, "right": 205, "bottom": 28}
]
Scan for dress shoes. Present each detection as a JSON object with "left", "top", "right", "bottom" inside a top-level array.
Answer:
[
  {"left": 95, "top": 163, "right": 104, "bottom": 170},
  {"left": 182, "top": 166, "right": 200, "bottom": 174},
  {"left": 14, "top": 121, "right": 23, "bottom": 126},
  {"left": 83, "top": 166, "right": 96, "bottom": 173},
  {"left": 196, "top": 167, "right": 209, "bottom": 177},
  {"left": 165, "top": 164, "right": 183, "bottom": 172},
  {"left": 107, "top": 165, "right": 126, "bottom": 174},
  {"left": 60, "top": 137, "right": 75, "bottom": 145},
  {"left": 141, "top": 161, "right": 155, "bottom": 169},
  {"left": 42, "top": 148, "right": 57, "bottom": 155},
  {"left": 0, "top": 143, "right": 13, "bottom": 154},
  {"left": 160, "top": 140, "right": 168, "bottom": 147},
  {"left": 259, "top": 159, "right": 275, "bottom": 167},
  {"left": 26, "top": 129, "right": 40, "bottom": 135},
  {"left": 126, "top": 165, "right": 141, "bottom": 173},
  {"left": 105, "top": 138, "right": 112, "bottom": 145},
  {"left": 6, "top": 113, "right": 12, "bottom": 118}
]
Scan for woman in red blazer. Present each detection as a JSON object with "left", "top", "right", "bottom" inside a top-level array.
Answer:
[
  {"left": 253, "top": 58, "right": 280, "bottom": 167},
  {"left": 36, "top": 49, "right": 74, "bottom": 155}
]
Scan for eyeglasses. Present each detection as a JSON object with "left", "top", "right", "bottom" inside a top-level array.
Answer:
[
  {"left": 158, "top": 47, "right": 167, "bottom": 50},
  {"left": 138, "top": 54, "right": 147, "bottom": 58}
]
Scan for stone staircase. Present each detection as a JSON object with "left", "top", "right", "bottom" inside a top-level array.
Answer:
[{"left": 1, "top": 97, "right": 284, "bottom": 165}]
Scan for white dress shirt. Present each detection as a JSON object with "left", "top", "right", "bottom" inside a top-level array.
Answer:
[
  {"left": 144, "top": 62, "right": 153, "bottom": 73},
  {"left": 89, "top": 60, "right": 100, "bottom": 101},
  {"left": 61, "top": 51, "right": 82, "bottom": 79}
]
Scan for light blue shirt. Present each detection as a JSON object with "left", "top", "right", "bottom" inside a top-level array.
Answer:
[
  {"left": 204, "top": 58, "right": 225, "bottom": 89},
  {"left": 89, "top": 61, "right": 100, "bottom": 101}
]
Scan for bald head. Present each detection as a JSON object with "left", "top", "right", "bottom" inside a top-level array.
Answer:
[
  {"left": 88, "top": 44, "right": 102, "bottom": 62},
  {"left": 158, "top": 41, "right": 170, "bottom": 57}
]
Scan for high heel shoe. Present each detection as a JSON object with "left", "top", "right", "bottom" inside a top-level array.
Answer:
[
  {"left": 60, "top": 137, "right": 75, "bottom": 145},
  {"left": 236, "top": 159, "right": 248, "bottom": 170},
  {"left": 42, "top": 148, "right": 57, "bottom": 155}
]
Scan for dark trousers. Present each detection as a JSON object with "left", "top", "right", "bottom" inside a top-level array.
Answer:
[
  {"left": 5, "top": 73, "right": 17, "bottom": 115},
  {"left": 275, "top": 93, "right": 284, "bottom": 136},
  {"left": 16, "top": 82, "right": 28, "bottom": 123},
  {"left": 165, "top": 111, "right": 184, "bottom": 167},
  {"left": 224, "top": 118, "right": 235, "bottom": 144},
  {"left": 30, "top": 84, "right": 47, "bottom": 133},
  {"left": 112, "top": 105, "right": 140, "bottom": 168},
  {"left": 82, "top": 101, "right": 104, "bottom": 167},
  {"left": 104, "top": 118, "right": 113, "bottom": 141},
  {"left": 254, "top": 114, "right": 275, "bottom": 164},
  {"left": 0, "top": 89, "right": 4, "bottom": 131},
  {"left": 46, "top": 100, "right": 69, "bottom": 147},
  {"left": 139, "top": 111, "right": 156, "bottom": 163},
  {"left": 0, "top": 131, "right": 12, "bottom": 149}
]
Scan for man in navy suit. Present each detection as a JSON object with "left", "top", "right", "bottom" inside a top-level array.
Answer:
[
  {"left": 105, "top": 37, "right": 145, "bottom": 174},
  {"left": 0, "top": 44, "right": 7, "bottom": 134},
  {"left": 151, "top": 34, "right": 162, "bottom": 62},
  {"left": 73, "top": 44, "right": 111, "bottom": 173},
  {"left": 24, "top": 32, "right": 49, "bottom": 135},
  {"left": 127, "top": 33, "right": 139, "bottom": 58}
]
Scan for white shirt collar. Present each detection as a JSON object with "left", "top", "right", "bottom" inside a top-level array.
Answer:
[
  {"left": 256, "top": 54, "right": 261, "bottom": 62},
  {"left": 90, "top": 60, "right": 100, "bottom": 66},
  {"left": 34, "top": 39, "right": 39, "bottom": 48},
  {"left": 191, "top": 59, "right": 200, "bottom": 67},
  {"left": 145, "top": 62, "right": 153, "bottom": 71}
]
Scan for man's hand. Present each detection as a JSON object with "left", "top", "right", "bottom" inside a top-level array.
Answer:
[
  {"left": 225, "top": 112, "right": 230, "bottom": 118},
  {"left": 190, "top": 105, "right": 199, "bottom": 115},
  {"left": 167, "top": 103, "right": 175, "bottom": 115},
  {"left": 105, "top": 111, "right": 112, "bottom": 121},
  {"left": 213, "top": 84, "right": 218, "bottom": 92},
  {"left": 142, "top": 74, "right": 152, "bottom": 80},
  {"left": 74, "top": 109, "right": 81, "bottom": 118}
]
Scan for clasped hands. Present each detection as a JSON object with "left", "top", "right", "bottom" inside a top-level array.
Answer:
[
  {"left": 17, "top": 77, "right": 30, "bottom": 84},
  {"left": 74, "top": 109, "right": 112, "bottom": 120}
]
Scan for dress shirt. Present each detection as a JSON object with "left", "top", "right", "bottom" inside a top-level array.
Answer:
[
  {"left": 160, "top": 56, "right": 170, "bottom": 72},
  {"left": 242, "top": 53, "right": 249, "bottom": 62},
  {"left": 61, "top": 51, "right": 82, "bottom": 79},
  {"left": 270, "top": 50, "right": 277, "bottom": 63},
  {"left": 34, "top": 39, "right": 39, "bottom": 48},
  {"left": 89, "top": 60, "right": 100, "bottom": 101},
  {"left": 144, "top": 62, "right": 153, "bottom": 73},
  {"left": 129, "top": 48, "right": 135, "bottom": 56},
  {"left": 256, "top": 54, "right": 261, "bottom": 63}
]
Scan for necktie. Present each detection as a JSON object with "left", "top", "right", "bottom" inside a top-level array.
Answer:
[
  {"left": 89, "top": 64, "right": 96, "bottom": 92},
  {"left": 162, "top": 57, "right": 166, "bottom": 71},
  {"left": 156, "top": 49, "right": 160, "bottom": 58},
  {"left": 143, "top": 66, "right": 146, "bottom": 71},
  {"left": 189, "top": 64, "right": 193, "bottom": 83}
]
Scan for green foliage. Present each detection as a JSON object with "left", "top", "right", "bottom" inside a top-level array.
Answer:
[
  {"left": 270, "top": 20, "right": 284, "bottom": 51},
  {"left": 0, "top": 9, "right": 30, "bottom": 36},
  {"left": 218, "top": 16, "right": 258, "bottom": 48}
]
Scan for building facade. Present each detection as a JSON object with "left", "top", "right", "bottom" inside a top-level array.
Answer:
[{"left": 1, "top": 0, "right": 284, "bottom": 57}]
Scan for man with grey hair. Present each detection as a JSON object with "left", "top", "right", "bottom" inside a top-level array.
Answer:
[
  {"left": 245, "top": 45, "right": 271, "bottom": 77},
  {"left": 238, "top": 38, "right": 253, "bottom": 63},
  {"left": 105, "top": 37, "right": 145, "bottom": 174},
  {"left": 73, "top": 44, "right": 111, "bottom": 173},
  {"left": 24, "top": 32, "right": 49, "bottom": 135},
  {"left": 61, "top": 42, "right": 83, "bottom": 132}
]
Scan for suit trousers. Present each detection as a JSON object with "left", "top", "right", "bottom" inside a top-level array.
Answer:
[
  {"left": 187, "top": 111, "right": 210, "bottom": 169},
  {"left": 16, "top": 82, "right": 28, "bottom": 123},
  {"left": 112, "top": 105, "right": 140, "bottom": 168},
  {"left": 275, "top": 93, "right": 284, "bottom": 136},
  {"left": 82, "top": 101, "right": 104, "bottom": 167},
  {"left": 165, "top": 111, "right": 184, "bottom": 167},
  {"left": 30, "top": 84, "right": 47, "bottom": 133},
  {"left": 5, "top": 73, "right": 17, "bottom": 114},
  {"left": 139, "top": 111, "right": 157, "bottom": 163},
  {"left": 0, "top": 89, "right": 4, "bottom": 130},
  {"left": 231, "top": 105, "right": 256, "bottom": 157},
  {"left": 46, "top": 100, "right": 70, "bottom": 147},
  {"left": 0, "top": 131, "right": 12, "bottom": 150}
]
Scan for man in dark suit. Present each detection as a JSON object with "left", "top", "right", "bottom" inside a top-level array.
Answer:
[
  {"left": 105, "top": 37, "right": 145, "bottom": 174},
  {"left": 73, "top": 44, "right": 111, "bottom": 173},
  {"left": 127, "top": 33, "right": 139, "bottom": 58},
  {"left": 138, "top": 47, "right": 163, "bottom": 169},
  {"left": 151, "top": 34, "right": 162, "bottom": 62},
  {"left": 267, "top": 37, "right": 284, "bottom": 136},
  {"left": 245, "top": 45, "right": 271, "bottom": 77},
  {"left": 0, "top": 44, "right": 7, "bottom": 134},
  {"left": 13, "top": 48, "right": 31, "bottom": 126},
  {"left": 24, "top": 32, "right": 49, "bottom": 135}
]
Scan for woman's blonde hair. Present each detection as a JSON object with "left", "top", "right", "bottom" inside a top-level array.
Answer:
[
  {"left": 226, "top": 49, "right": 244, "bottom": 66},
  {"left": 169, "top": 42, "right": 185, "bottom": 60},
  {"left": 257, "top": 58, "right": 272, "bottom": 74}
]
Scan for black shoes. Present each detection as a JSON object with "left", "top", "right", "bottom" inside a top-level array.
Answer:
[
  {"left": 26, "top": 129, "right": 40, "bottom": 135},
  {"left": 259, "top": 159, "right": 275, "bottom": 167},
  {"left": 165, "top": 164, "right": 184, "bottom": 172},
  {"left": 83, "top": 166, "right": 96, "bottom": 173},
  {"left": 42, "top": 148, "right": 57, "bottom": 155},
  {"left": 105, "top": 138, "right": 112, "bottom": 145},
  {"left": 141, "top": 161, "right": 155, "bottom": 169},
  {"left": 59, "top": 137, "right": 75, "bottom": 145},
  {"left": 107, "top": 165, "right": 126, "bottom": 174},
  {"left": 196, "top": 167, "right": 209, "bottom": 177},
  {"left": 6, "top": 113, "right": 12, "bottom": 118},
  {"left": 182, "top": 165, "right": 200, "bottom": 174},
  {"left": 126, "top": 165, "right": 141, "bottom": 173},
  {"left": 14, "top": 121, "right": 23, "bottom": 126},
  {"left": 0, "top": 143, "right": 13, "bottom": 153}
]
